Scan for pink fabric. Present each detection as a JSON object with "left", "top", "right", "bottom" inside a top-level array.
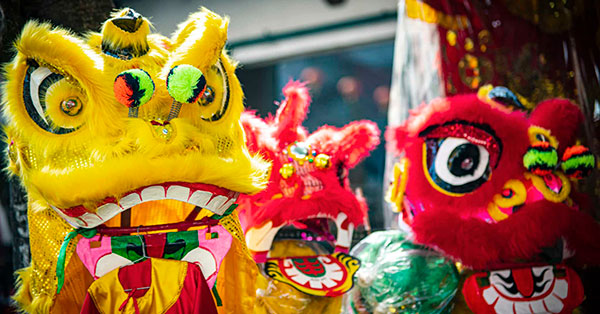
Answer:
[{"left": 76, "top": 225, "right": 232, "bottom": 288}]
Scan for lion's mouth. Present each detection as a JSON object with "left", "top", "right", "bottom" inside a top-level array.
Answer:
[
  {"left": 51, "top": 182, "right": 240, "bottom": 228},
  {"left": 245, "top": 212, "right": 354, "bottom": 264}
]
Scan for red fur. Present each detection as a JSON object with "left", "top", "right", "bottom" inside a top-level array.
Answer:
[
  {"left": 412, "top": 201, "right": 600, "bottom": 269},
  {"left": 529, "top": 99, "right": 583, "bottom": 153},
  {"left": 239, "top": 81, "right": 380, "bottom": 229},
  {"left": 273, "top": 81, "right": 311, "bottom": 148},
  {"left": 386, "top": 93, "right": 600, "bottom": 269},
  {"left": 386, "top": 94, "right": 531, "bottom": 211}
]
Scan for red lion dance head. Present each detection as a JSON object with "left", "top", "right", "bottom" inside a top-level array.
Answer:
[
  {"left": 386, "top": 87, "right": 600, "bottom": 313},
  {"left": 238, "top": 81, "right": 379, "bottom": 297}
]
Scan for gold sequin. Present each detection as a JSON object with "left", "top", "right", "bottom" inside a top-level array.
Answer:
[
  {"left": 446, "top": 31, "right": 457, "bottom": 46},
  {"left": 28, "top": 208, "right": 74, "bottom": 299},
  {"left": 220, "top": 211, "right": 251, "bottom": 256}
]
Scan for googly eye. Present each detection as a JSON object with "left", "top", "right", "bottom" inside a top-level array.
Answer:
[{"left": 426, "top": 137, "right": 492, "bottom": 194}]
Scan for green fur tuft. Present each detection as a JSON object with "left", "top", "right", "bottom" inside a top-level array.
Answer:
[
  {"left": 130, "top": 69, "right": 155, "bottom": 105},
  {"left": 167, "top": 65, "right": 205, "bottom": 103},
  {"left": 561, "top": 154, "right": 595, "bottom": 170},
  {"left": 523, "top": 148, "right": 558, "bottom": 169}
]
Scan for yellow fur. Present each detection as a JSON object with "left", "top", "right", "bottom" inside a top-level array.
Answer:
[{"left": 2, "top": 7, "right": 270, "bottom": 313}]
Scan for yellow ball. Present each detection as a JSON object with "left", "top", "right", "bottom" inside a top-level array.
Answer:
[
  {"left": 280, "top": 163, "right": 295, "bottom": 179},
  {"left": 314, "top": 154, "right": 331, "bottom": 169}
]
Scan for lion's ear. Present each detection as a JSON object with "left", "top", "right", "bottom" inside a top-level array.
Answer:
[
  {"left": 5, "top": 21, "right": 106, "bottom": 135},
  {"left": 166, "top": 8, "right": 228, "bottom": 71}
]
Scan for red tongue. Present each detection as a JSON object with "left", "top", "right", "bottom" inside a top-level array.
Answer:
[
  {"left": 543, "top": 173, "right": 563, "bottom": 193},
  {"left": 512, "top": 268, "right": 534, "bottom": 298}
]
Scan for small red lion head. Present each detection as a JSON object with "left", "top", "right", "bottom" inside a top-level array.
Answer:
[
  {"left": 239, "top": 81, "right": 380, "bottom": 262},
  {"left": 386, "top": 88, "right": 600, "bottom": 270}
]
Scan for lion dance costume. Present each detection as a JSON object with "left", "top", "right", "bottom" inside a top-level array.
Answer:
[
  {"left": 2, "top": 8, "right": 269, "bottom": 313},
  {"left": 238, "top": 82, "right": 380, "bottom": 313},
  {"left": 381, "top": 87, "right": 600, "bottom": 313}
]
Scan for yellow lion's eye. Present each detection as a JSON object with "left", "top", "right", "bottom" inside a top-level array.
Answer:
[
  {"left": 196, "top": 59, "right": 230, "bottom": 122},
  {"left": 199, "top": 86, "right": 215, "bottom": 106},
  {"left": 60, "top": 98, "right": 82, "bottom": 116},
  {"left": 23, "top": 60, "right": 85, "bottom": 134}
]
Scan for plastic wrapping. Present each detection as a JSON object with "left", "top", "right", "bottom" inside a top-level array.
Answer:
[{"left": 343, "top": 230, "right": 458, "bottom": 314}]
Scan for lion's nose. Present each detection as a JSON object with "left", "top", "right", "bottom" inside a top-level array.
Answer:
[{"left": 148, "top": 119, "right": 175, "bottom": 141}]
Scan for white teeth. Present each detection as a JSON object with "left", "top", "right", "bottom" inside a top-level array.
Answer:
[
  {"left": 218, "top": 197, "right": 237, "bottom": 215},
  {"left": 246, "top": 222, "right": 281, "bottom": 252},
  {"left": 96, "top": 203, "right": 122, "bottom": 222},
  {"left": 336, "top": 223, "right": 354, "bottom": 248},
  {"left": 119, "top": 193, "right": 142, "bottom": 209},
  {"left": 206, "top": 195, "right": 228, "bottom": 214},
  {"left": 335, "top": 212, "right": 353, "bottom": 248},
  {"left": 79, "top": 212, "right": 104, "bottom": 228},
  {"left": 141, "top": 186, "right": 165, "bottom": 202},
  {"left": 55, "top": 184, "right": 238, "bottom": 228},
  {"left": 544, "top": 294, "right": 564, "bottom": 313},
  {"left": 483, "top": 287, "right": 499, "bottom": 305},
  {"left": 554, "top": 279, "right": 568, "bottom": 298},
  {"left": 530, "top": 300, "right": 546, "bottom": 313},
  {"left": 493, "top": 297, "right": 514, "bottom": 314},
  {"left": 188, "top": 190, "right": 212, "bottom": 208},
  {"left": 514, "top": 301, "right": 530, "bottom": 314},
  {"left": 166, "top": 185, "right": 190, "bottom": 202}
]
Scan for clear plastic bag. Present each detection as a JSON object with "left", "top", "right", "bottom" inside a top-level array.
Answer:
[{"left": 343, "top": 230, "right": 459, "bottom": 314}]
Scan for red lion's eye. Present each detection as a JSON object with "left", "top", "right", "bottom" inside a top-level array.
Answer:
[{"left": 420, "top": 121, "right": 502, "bottom": 194}]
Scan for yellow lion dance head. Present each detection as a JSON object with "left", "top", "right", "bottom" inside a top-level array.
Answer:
[{"left": 2, "top": 7, "right": 268, "bottom": 313}]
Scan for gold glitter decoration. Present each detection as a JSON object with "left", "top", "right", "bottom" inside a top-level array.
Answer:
[
  {"left": 220, "top": 210, "right": 251, "bottom": 257},
  {"left": 458, "top": 54, "right": 494, "bottom": 90},
  {"left": 406, "top": 0, "right": 471, "bottom": 31},
  {"left": 216, "top": 136, "right": 233, "bottom": 155},
  {"left": 34, "top": 58, "right": 81, "bottom": 89},
  {"left": 28, "top": 208, "right": 74, "bottom": 300},
  {"left": 478, "top": 30, "right": 491, "bottom": 45},
  {"left": 20, "top": 146, "right": 39, "bottom": 170},
  {"left": 280, "top": 163, "right": 295, "bottom": 179},
  {"left": 150, "top": 122, "right": 175, "bottom": 142},
  {"left": 314, "top": 154, "right": 331, "bottom": 169},
  {"left": 8, "top": 141, "right": 18, "bottom": 163},
  {"left": 446, "top": 31, "right": 457, "bottom": 46},
  {"left": 464, "top": 38, "right": 474, "bottom": 51},
  {"left": 48, "top": 147, "right": 91, "bottom": 171}
]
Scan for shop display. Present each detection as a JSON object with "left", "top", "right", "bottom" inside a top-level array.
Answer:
[
  {"left": 2, "top": 7, "right": 269, "bottom": 313},
  {"left": 238, "top": 81, "right": 380, "bottom": 313}
]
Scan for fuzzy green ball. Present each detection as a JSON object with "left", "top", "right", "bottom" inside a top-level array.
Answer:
[
  {"left": 523, "top": 142, "right": 558, "bottom": 175},
  {"left": 166, "top": 64, "right": 206, "bottom": 103}
]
